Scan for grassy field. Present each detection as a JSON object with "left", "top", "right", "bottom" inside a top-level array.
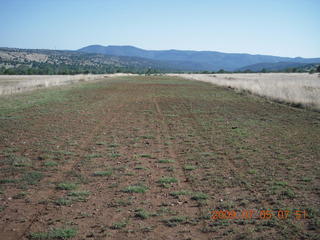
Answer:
[
  {"left": 0, "top": 74, "right": 133, "bottom": 96},
  {"left": 174, "top": 73, "right": 320, "bottom": 111},
  {"left": 0, "top": 75, "right": 319, "bottom": 239}
]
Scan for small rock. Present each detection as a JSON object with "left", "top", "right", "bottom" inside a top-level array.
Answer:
[{"left": 86, "top": 233, "right": 94, "bottom": 238}]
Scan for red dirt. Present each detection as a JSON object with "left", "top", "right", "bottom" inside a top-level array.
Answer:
[{"left": 0, "top": 76, "right": 319, "bottom": 239}]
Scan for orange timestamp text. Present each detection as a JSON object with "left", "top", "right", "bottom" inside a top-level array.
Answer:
[{"left": 211, "top": 209, "right": 307, "bottom": 220}]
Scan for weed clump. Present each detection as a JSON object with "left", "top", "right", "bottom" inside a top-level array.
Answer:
[
  {"left": 29, "top": 227, "right": 77, "bottom": 239},
  {"left": 191, "top": 192, "right": 208, "bottom": 200},
  {"left": 122, "top": 185, "right": 148, "bottom": 193},
  {"left": 93, "top": 170, "right": 112, "bottom": 177},
  {"left": 56, "top": 182, "right": 77, "bottom": 190}
]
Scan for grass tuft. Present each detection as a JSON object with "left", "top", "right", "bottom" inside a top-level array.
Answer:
[
  {"left": 56, "top": 182, "right": 77, "bottom": 190},
  {"left": 157, "top": 177, "right": 178, "bottom": 184},
  {"left": 22, "top": 172, "right": 44, "bottom": 185},
  {"left": 191, "top": 192, "right": 208, "bottom": 200},
  {"left": 170, "top": 190, "right": 192, "bottom": 197},
  {"left": 158, "top": 159, "right": 175, "bottom": 164},
  {"left": 163, "top": 216, "right": 187, "bottom": 227},
  {"left": 110, "top": 220, "right": 127, "bottom": 229},
  {"left": 134, "top": 209, "right": 151, "bottom": 219},
  {"left": 122, "top": 185, "right": 148, "bottom": 193},
  {"left": 29, "top": 227, "right": 77, "bottom": 239},
  {"left": 93, "top": 170, "right": 112, "bottom": 177},
  {"left": 44, "top": 161, "right": 58, "bottom": 167},
  {"left": 183, "top": 165, "right": 197, "bottom": 171}
]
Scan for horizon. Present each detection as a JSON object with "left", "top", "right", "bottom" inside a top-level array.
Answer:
[
  {"left": 2, "top": 44, "right": 320, "bottom": 59},
  {"left": 1, "top": 0, "right": 319, "bottom": 58}
]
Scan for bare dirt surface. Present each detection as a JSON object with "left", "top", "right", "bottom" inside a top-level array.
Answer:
[{"left": 0, "top": 75, "right": 319, "bottom": 239}]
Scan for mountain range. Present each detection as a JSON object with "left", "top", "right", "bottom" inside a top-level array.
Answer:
[
  {"left": 79, "top": 45, "right": 320, "bottom": 71},
  {"left": 1, "top": 45, "right": 319, "bottom": 74}
]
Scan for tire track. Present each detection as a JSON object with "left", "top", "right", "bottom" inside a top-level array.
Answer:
[
  {"left": 177, "top": 99, "right": 270, "bottom": 208},
  {"left": 153, "top": 97, "right": 209, "bottom": 239},
  {"left": 17, "top": 98, "right": 124, "bottom": 239}
]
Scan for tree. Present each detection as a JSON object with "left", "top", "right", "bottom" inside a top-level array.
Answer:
[{"left": 316, "top": 65, "right": 320, "bottom": 73}]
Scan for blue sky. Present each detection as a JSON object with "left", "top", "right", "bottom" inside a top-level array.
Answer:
[{"left": 1, "top": 0, "right": 319, "bottom": 57}]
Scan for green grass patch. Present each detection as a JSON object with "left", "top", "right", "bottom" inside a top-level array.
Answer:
[
  {"left": 49, "top": 150, "right": 75, "bottom": 156},
  {"left": 301, "top": 177, "right": 313, "bottom": 182},
  {"left": 134, "top": 209, "right": 151, "bottom": 219},
  {"left": 134, "top": 165, "right": 147, "bottom": 170},
  {"left": 170, "top": 190, "right": 192, "bottom": 197},
  {"left": 0, "top": 179, "right": 18, "bottom": 184},
  {"left": 56, "top": 182, "right": 77, "bottom": 190},
  {"left": 93, "top": 170, "right": 112, "bottom": 177},
  {"left": 109, "top": 153, "right": 121, "bottom": 158},
  {"left": 122, "top": 185, "right": 148, "bottom": 193},
  {"left": 44, "top": 161, "right": 58, "bottom": 167},
  {"left": 110, "top": 220, "right": 127, "bottom": 229},
  {"left": 85, "top": 153, "right": 103, "bottom": 159},
  {"left": 109, "top": 143, "right": 118, "bottom": 148},
  {"left": 22, "top": 172, "right": 44, "bottom": 185},
  {"left": 55, "top": 197, "right": 73, "bottom": 206},
  {"left": 13, "top": 191, "right": 27, "bottom": 199},
  {"left": 141, "top": 135, "right": 155, "bottom": 139},
  {"left": 157, "top": 177, "right": 178, "bottom": 184},
  {"left": 139, "top": 154, "right": 152, "bottom": 158},
  {"left": 10, "top": 155, "right": 32, "bottom": 167},
  {"left": 248, "top": 169, "right": 257, "bottom": 174},
  {"left": 108, "top": 198, "right": 132, "bottom": 207},
  {"left": 191, "top": 192, "right": 208, "bottom": 200},
  {"left": 200, "top": 152, "right": 213, "bottom": 157},
  {"left": 273, "top": 181, "right": 288, "bottom": 187},
  {"left": 163, "top": 216, "right": 187, "bottom": 227},
  {"left": 158, "top": 159, "right": 175, "bottom": 163},
  {"left": 29, "top": 227, "right": 77, "bottom": 239},
  {"left": 67, "top": 191, "right": 90, "bottom": 197},
  {"left": 183, "top": 165, "right": 197, "bottom": 171}
]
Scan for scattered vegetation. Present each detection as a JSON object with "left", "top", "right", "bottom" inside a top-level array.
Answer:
[
  {"left": 170, "top": 190, "right": 192, "bottom": 197},
  {"left": 110, "top": 220, "right": 128, "bottom": 229},
  {"left": 92, "top": 170, "right": 112, "bottom": 177},
  {"left": 56, "top": 182, "right": 77, "bottom": 190},
  {"left": 29, "top": 227, "right": 77, "bottom": 239},
  {"left": 134, "top": 209, "right": 153, "bottom": 219},
  {"left": 158, "top": 159, "right": 175, "bottom": 163},
  {"left": 157, "top": 177, "right": 178, "bottom": 184},
  {"left": 191, "top": 192, "right": 208, "bottom": 200},
  {"left": 183, "top": 165, "right": 197, "bottom": 171},
  {"left": 22, "top": 172, "right": 44, "bottom": 185},
  {"left": 163, "top": 216, "right": 188, "bottom": 227},
  {"left": 122, "top": 185, "right": 148, "bottom": 193}
]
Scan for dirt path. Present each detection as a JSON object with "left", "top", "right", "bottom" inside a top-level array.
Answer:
[{"left": 0, "top": 76, "right": 319, "bottom": 239}]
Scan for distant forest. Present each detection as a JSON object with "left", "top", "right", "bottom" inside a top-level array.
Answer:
[
  {"left": 1, "top": 62, "right": 319, "bottom": 75},
  {"left": 0, "top": 62, "right": 164, "bottom": 75}
]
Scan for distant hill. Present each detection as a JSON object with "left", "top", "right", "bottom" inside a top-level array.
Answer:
[
  {"left": 79, "top": 45, "right": 320, "bottom": 71},
  {"left": 0, "top": 47, "right": 188, "bottom": 74},
  {"left": 1, "top": 46, "right": 320, "bottom": 74},
  {"left": 238, "top": 62, "right": 319, "bottom": 72}
]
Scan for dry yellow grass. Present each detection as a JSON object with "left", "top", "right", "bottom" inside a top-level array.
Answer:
[
  {"left": 0, "top": 73, "right": 133, "bottom": 95},
  {"left": 172, "top": 73, "right": 320, "bottom": 110}
]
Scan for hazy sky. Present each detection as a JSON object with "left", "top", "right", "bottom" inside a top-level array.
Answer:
[{"left": 1, "top": 0, "right": 319, "bottom": 57}]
